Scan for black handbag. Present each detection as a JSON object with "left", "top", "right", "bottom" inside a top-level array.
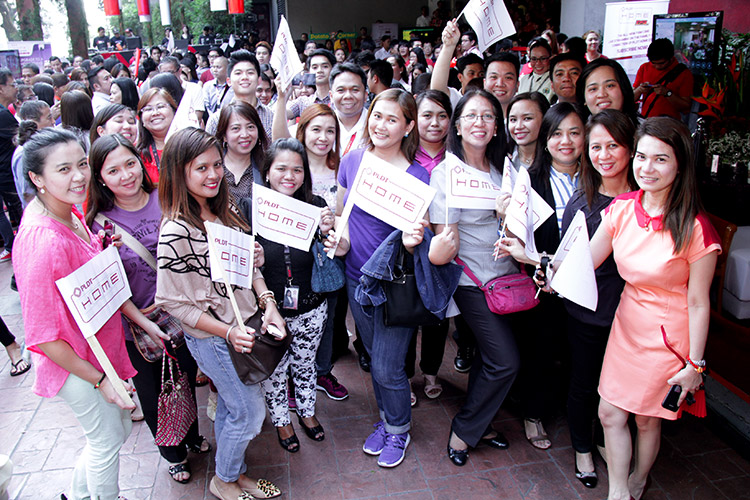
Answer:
[
  {"left": 217, "top": 309, "right": 293, "bottom": 385},
  {"left": 383, "top": 243, "right": 441, "bottom": 328}
]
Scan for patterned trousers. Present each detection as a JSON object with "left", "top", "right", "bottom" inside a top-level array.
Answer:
[{"left": 262, "top": 302, "right": 328, "bottom": 426}]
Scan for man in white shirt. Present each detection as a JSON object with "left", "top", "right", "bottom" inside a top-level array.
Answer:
[
  {"left": 203, "top": 56, "right": 233, "bottom": 116},
  {"left": 88, "top": 66, "right": 113, "bottom": 115},
  {"left": 205, "top": 49, "right": 273, "bottom": 139},
  {"left": 416, "top": 6, "right": 431, "bottom": 27},
  {"left": 329, "top": 63, "right": 368, "bottom": 155},
  {"left": 374, "top": 36, "right": 392, "bottom": 60}
]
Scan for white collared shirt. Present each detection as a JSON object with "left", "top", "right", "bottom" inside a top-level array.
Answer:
[{"left": 338, "top": 108, "right": 368, "bottom": 156}]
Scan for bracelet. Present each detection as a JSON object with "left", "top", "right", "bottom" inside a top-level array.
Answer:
[
  {"left": 257, "top": 291, "right": 275, "bottom": 309},
  {"left": 686, "top": 356, "right": 706, "bottom": 374},
  {"left": 225, "top": 324, "right": 234, "bottom": 341},
  {"left": 94, "top": 373, "right": 106, "bottom": 389}
]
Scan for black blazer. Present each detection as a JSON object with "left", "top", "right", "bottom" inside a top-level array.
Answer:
[{"left": 529, "top": 165, "right": 561, "bottom": 256}]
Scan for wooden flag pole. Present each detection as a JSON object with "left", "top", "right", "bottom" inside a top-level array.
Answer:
[
  {"left": 327, "top": 195, "right": 354, "bottom": 259},
  {"left": 87, "top": 336, "right": 134, "bottom": 406}
]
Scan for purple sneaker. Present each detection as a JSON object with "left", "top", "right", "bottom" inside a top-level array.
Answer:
[
  {"left": 362, "top": 421, "right": 386, "bottom": 455},
  {"left": 288, "top": 386, "right": 297, "bottom": 412},
  {"left": 377, "top": 432, "right": 411, "bottom": 468},
  {"left": 316, "top": 373, "right": 349, "bottom": 400}
]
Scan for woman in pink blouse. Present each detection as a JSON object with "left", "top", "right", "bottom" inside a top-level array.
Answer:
[{"left": 13, "top": 128, "right": 137, "bottom": 500}]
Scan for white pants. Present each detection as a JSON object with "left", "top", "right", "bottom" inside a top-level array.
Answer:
[{"left": 57, "top": 373, "right": 132, "bottom": 500}]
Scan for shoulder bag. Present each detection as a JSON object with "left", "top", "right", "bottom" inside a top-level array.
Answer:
[
  {"left": 383, "top": 242, "right": 441, "bottom": 327},
  {"left": 310, "top": 234, "right": 346, "bottom": 293},
  {"left": 455, "top": 256, "right": 539, "bottom": 315},
  {"left": 94, "top": 214, "right": 185, "bottom": 362}
]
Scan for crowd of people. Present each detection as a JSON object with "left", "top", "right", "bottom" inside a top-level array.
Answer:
[{"left": 0, "top": 8, "right": 719, "bottom": 500}]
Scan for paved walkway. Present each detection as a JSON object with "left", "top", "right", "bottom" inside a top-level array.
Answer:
[{"left": 1, "top": 261, "right": 749, "bottom": 499}]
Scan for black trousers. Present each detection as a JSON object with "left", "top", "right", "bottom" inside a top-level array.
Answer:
[
  {"left": 566, "top": 315, "right": 609, "bottom": 453},
  {"left": 0, "top": 315, "right": 15, "bottom": 347},
  {"left": 405, "top": 319, "right": 449, "bottom": 378},
  {"left": 126, "top": 339, "right": 201, "bottom": 463},
  {"left": 514, "top": 293, "right": 568, "bottom": 419},
  {"left": 451, "top": 287, "right": 520, "bottom": 447}
]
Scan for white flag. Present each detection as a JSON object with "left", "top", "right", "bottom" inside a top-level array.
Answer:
[
  {"left": 550, "top": 210, "right": 598, "bottom": 311},
  {"left": 55, "top": 246, "right": 132, "bottom": 339},
  {"left": 205, "top": 221, "right": 255, "bottom": 289},
  {"left": 252, "top": 184, "right": 321, "bottom": 251},
  {"left": 445, "top": 152, "right": 502, "bottom": 210},
  {"left": 271, "top": 16, "right": 304, "bottom": 92},
  {"left": 166, "top": 29, "right": 175, "bottom": 51},
  {"left": 347, "top": 151, "right": 436, "bottom": 232},
  {"left": 459, "top": 0, "right": 516, "bottom": 52},
  {"left": 504, "top": 167, "right": 539, "bottom": 262},
  {"left": 500, "top": 160, "right": 517, "bottom": 195}
]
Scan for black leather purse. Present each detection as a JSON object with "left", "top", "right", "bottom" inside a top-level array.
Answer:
[
  {"left": 214, "top": 309, "right": 293, "bottom": 385},
  {"left": 383, "top": 243, "right": 441, "bottom": 328}
]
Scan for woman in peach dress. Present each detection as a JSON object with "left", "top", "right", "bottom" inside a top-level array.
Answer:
[{"left": 589, "top": 117, "right": 720, "bottom": 500}]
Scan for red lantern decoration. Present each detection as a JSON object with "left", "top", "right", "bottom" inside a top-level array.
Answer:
[
  {"left": 228, "top": 0, "right": 244, "bottom": 14},
  {"left": 137, "top": 0, "right": 151, "bottom": 22},
  {"left": 103, "top": 0, "right": 120, "bottom": 16}
]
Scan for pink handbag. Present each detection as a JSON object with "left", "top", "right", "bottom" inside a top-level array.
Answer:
[
  {"left": 455, "top": 257, "right": 539, "bottom": 314},
  {"left": 154, "top": 352, "right": 197, "bottom": 446}
]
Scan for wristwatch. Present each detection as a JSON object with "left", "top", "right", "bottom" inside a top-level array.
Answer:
[{"left": 666, "top": 90, "right": 673, "bottom": 97}]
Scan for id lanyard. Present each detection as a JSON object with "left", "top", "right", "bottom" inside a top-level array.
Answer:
[
  {"left": 283, "top": 246, "right": 299, "bottom": 310},
  {"left": 150, "top": 144, "right": 160, "bottom": 171}
]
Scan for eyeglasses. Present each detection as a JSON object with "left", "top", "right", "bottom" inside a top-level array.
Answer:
[
  {"left": 529, "top": 56, "right": 550, "bottom": 64},
  {"left": 141, "top": 103, "right": 172, "bottom": 114},
  {"left": 460, "top": 113, "right": 496, "bottom": 123}
]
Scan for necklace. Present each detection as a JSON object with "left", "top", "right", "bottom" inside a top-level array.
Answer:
[{"left": 35, "top": 198, "right": 80, "bottom": 231}]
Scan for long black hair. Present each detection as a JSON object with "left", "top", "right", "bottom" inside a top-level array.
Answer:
[
  {"left": 112, "top": 77, "right": 139, "bottom": 110},
  {"left": 576, "top": 58, "right": 639, "bottom": 126},
  {"left": 528, "top": 101, "right": 586, "bottom": 186}
]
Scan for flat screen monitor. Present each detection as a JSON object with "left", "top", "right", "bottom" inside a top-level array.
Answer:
[
  {"left": 653, "top": 11, "right": 723, "bottom": 79},
  {"left": 126, "top": 37, "right": 142, "bottom": 50}
]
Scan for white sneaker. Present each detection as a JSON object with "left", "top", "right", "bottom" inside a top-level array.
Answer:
[{"left": 0, "top": 249, "right": 10, "bottom": 263}]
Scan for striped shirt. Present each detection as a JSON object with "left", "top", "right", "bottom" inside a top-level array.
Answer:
[{"left": 548, "top": 167, "right": 578, "bottom": 236}]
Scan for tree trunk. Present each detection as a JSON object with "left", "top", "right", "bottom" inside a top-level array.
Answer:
[
  {"left": 64, "top": 0, "right": 89, "bottom": 57},
  {"left": 14, "top": 0, "right": 42, "bottom": 41}
]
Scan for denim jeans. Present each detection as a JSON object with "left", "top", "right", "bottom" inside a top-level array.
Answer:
[
  {"left": 347, "top": 277, "right": 415, "bottom": 434},
  {"left": 57, "top": 373, "right": 132, "bottom": 500},
  {"left": 185, "top": 334, "right": 266, "bottom": 483}
]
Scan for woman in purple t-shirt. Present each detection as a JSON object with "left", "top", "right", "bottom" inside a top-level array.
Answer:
[
  {"left": 85, "top": 134, "right": 208, "bottom": 485},
  {"left": 330, "top": 89, "right": 428, "bottom": 468}
]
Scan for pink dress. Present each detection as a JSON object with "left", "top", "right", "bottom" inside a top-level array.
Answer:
[
  {"left": 598, "top": 191, "right": 720, "bottom": 419},
  {"left": 13, "top": 208, "right": 136, "bottom": 398}
]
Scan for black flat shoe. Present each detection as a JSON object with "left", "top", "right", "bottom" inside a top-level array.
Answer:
[
  {"left": 574, "top": 464, "right": 598, "bottom": 489},
  {"left": 453, "top": 346, "right": 474, "bottom": 373},
  {"left": 297, "top": 415, "right": 325, "bottom": 441},
  {"left": 358, "top": 352, "right": 371, "bottom": 372},
  {"left": 479, "top": 431, "right": 509, "bottom": 450},
  {"left": 277, "top": 429, "right": 300, "bottom": 453},
  {"left": 447, "top": 444, "right": 469, "bottom": 466}
]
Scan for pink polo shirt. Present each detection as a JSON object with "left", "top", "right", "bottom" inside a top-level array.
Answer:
[{"left": 13, "top": 208, "right": 136, "bottom": 398}]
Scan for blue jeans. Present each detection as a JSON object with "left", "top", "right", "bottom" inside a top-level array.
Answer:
[
  {"left": 347, "top": 277, "right": 414, "bottom": 434},
  {"left": 185, "top": 334, "right": 266, "bottom": 483}
]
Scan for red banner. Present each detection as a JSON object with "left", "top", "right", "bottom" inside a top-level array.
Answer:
[
  {"left": 228, "top": 0, "right": 244, "bottom": 14},
  {"left": 103, "top": 0, "right": 120, "bottom": 16}
]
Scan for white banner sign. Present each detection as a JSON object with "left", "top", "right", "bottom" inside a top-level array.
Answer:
[
  {"left": 504, "top": 167, "right": 540, "bottom": 261},
  {"left": 252, "top": 184, "right": 321, "bottom": 251},
  {"left": 348, "top": 151, "right": 436, "bottom": 232},
  {"left": 603, "top": 0, "right": 670, "bottom": 79},
  {"left": 210, "top": 0, "right": 227, "bottom": 11},
  {"left": 205, "top": 221, "right": 255, "bottom": 289},
  {"left": 550, "top": 210, "right": 598, "bottom": 311},
  {"left": 445, "top": 152, "right": 502, "bottom": 210},
  {"left": 460, "top": 0, "right": 516, "bottom": 52},
  {"left": 270, "top": 16, "right": 304, "bottom": 91},
  {"left": 55, "top": 246, "right": 132, "bottom": 339}
]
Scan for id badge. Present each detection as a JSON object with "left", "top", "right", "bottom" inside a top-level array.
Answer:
[{"left": 283, "top": 285, "right": 299, "bottom": 310}]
